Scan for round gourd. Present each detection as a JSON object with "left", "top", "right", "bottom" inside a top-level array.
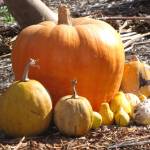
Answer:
[
  {"left": 133, "top": 99, "right": 150, "bottom": 125},
  {"left": 12, "top": 5, "right": 124, "bottom": 111},
  {"left": 54, "top": 80, "right": 93, "bottom": 136},
  {"left": 92, "top": 111, "right": 102, "bottom": 129},
  {"left": 0, "top": 59, "right": 52, "bottom": 137},
  {"left": 121, "top": 55, "right": 150, "bottom": 98}
]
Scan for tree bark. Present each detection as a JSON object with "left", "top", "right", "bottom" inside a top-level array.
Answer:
[{"left": 4, "top": 0, "right": 58, "bottom": 28}]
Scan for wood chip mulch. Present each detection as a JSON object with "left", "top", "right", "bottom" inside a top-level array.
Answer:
[{"left": 0, "top": 125, "right": 150, "bottom": 150}]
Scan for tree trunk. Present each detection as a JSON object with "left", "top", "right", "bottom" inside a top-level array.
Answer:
[{"left": 4, "top": 0, "right": 58, "bottom": 28}]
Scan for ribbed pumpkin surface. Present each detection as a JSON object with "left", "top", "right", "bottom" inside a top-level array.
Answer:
[{"left": 12, "top": 6, "right": 124, "bottom": 111}]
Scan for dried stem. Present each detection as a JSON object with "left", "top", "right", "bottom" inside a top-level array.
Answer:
[
  {"left": 58, "top": 4, "right": 72, "bottom": 25},
  {"left": 22, "top": 58, "right": 38, "bottom": 82},
  {"left": 71, "top": 80, "right": 79, "bottom": 99}
]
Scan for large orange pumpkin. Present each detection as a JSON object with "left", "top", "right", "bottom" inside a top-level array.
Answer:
[{"left": 12, "top": 5, "right": 124, "bottom": 111}]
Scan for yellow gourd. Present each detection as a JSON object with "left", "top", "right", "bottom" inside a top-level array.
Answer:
[
  {"left": 0, "top": 59, "right": 52, "bottom": 137},
  {"left": 99, "top": 103, "right": 114, "bottom": 125},
  {"left": 115, "top": 107, "right": 130, "bottom": 126},
  {"left": 92, "top": 111, "right": 102, "bottom": 129},
  {"left": 110, "top": 91, "right": 131, "bottom": 114}
]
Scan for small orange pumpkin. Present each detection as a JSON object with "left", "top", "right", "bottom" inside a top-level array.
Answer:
[
  {"left": 12, "top": 5, "right": 124, "bottom": 111},
  {"left": 121, "top": 55, "right": 150, "bottom": 98}
]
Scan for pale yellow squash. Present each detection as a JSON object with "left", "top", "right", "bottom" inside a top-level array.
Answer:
[
  {"left": 54, "top": 80, "right": 93, "bottom": 136},
  {"left": 115, "top": 107, "right": 130, "bottom": 126},
  {"left": 110, "top": 91, "right": 131, "bottom": 114},
  {"left": 99, "top": 103, "right": 114, "bottom": 125},
  {"left": 92, "top": 111, "right": 102, "bottom": 129}
]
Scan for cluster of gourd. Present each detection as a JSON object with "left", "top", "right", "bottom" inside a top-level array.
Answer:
[
  {"left": 96, "top": 55, "right": 150, "bottom": 128},
  {"left": 0, "top": 5, "right": 149, "bottom": 138}
]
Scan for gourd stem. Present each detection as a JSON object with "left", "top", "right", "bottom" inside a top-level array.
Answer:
[
  {"left": 71, "top": 80, "right": 79, "bottom": 99},
  {"left": 58, "top": 4, "right": 72, "bottom": 25},
  {"left": 22, "top": 58, "right": 37, "bottom": 82}
]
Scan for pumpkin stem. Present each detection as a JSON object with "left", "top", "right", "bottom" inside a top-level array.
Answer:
[
  {"left": 58, "top": 4, "right": 72, "bottom": 25},
  {"left": 22, "top": 58, "right": 38, "bottom": 82},
  {"left": 71, "top": 80, "right": 79, "bottom": 99}
]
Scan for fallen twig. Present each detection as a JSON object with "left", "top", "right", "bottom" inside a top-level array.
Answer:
[
  {"left": 123, "top": 32, "right": 150, "bottom": 48},
  {"left": 0, "top": 144, "right": 5, "bottom": 149},
  {"left": 72, "top": 144, "right": 88, "bottom": 149},
  {"left": 0, "top": 64, "right": 12, "bottom": 69},
  {"left": 89, "top": 144, "right": 107, "bottom": 149},
  {"left": 100, "top": 16, "right": 150, "bottom": 21},
  {"left": 125, "top": 135, "right": 150, "bottom": 142},
  {"left": 108, "top": 140, "right": 150, "bottom": 149},
  {"left": 119, "top": 20, "right": 129, "bottom": 32},
  {"left": 0, "top": 53, "right": 11, "bottom": 59},
  {"left": 121, "top": 32, "right": 137, "bottom": 38},
  {"left": 124, "top": 40, "right": 150, "bottom": 52},
  {"left": 122, "top": 33, "right": 141, "bottom": 41},
  {"left": 13, "top": 136, "right": 25, "bottom": 150}
]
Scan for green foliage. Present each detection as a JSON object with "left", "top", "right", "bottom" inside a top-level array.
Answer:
[{"left": 0, "top": 5, "right": 15, "bottom": 24}]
